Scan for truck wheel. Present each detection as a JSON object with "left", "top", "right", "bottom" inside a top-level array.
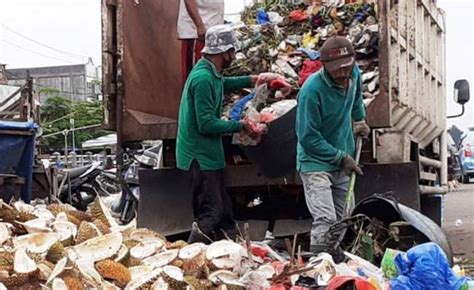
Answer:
[{"left": 462, "top": 174, "right": 470, "bottom": 184}]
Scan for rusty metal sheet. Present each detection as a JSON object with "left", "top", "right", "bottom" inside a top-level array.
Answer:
[
  {"left": 118, "top": 0, "right": 183, "bottom": 142},
  {"left": 367, "top": 0, "right": 392, "bottom": 128}
]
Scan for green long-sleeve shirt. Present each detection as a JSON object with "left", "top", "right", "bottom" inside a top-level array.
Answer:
[
  {"left": 176, "top": 58, "right": 252, "bottom": 171},
  {"left": 296, "top": 65, "right": 366, "bottom": 173}
]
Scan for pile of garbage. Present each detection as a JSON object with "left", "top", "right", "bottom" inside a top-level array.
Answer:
[
  {"left": 0, "top": 197, "right": 470, "bottom": 289},
  {"left": 222, "top": 1, "right": 380, "bottom": 145}
]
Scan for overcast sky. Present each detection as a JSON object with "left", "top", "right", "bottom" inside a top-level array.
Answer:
[{"left": 0, "top": 0, "right": 472, "bottom": 128}]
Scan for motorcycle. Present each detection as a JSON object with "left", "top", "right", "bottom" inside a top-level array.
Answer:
[
  {"left": 57, "top": 161, "right": 104, "bottom": 211},
  {"left": 111, "top": 141, "right": 163, "bottom": 224}
]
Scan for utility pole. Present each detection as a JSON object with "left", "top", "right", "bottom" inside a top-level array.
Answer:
[
  {"left": 70, "top": 118, "right": 75, "bottom": 152},
  {"left": 63, "top": 129, "right": 69, "bottom": 168}
]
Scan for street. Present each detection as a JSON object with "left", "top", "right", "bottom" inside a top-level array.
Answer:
[{"left": 444, "top": 183, "right": 474, "bottom": 274}]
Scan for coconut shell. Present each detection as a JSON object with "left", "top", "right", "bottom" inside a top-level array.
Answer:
[
  {"left": 89, "top": 198, "right": 111, "bottom": 227},
  {"left": 0, "top": 252, "right": 13, "bottom": 268},
  {"left": 46, "top": 241, "right": 65, "bottom": 264},
  {"left": 63, "top": 275, "right": 86, "bottom": 290},
  {"left": 0, "top": 269, "right": 40, "bottom": 289},
  {"left": 47, "top": 204, "right": 72, "bottom": 217},
  {"left": 92, "top": 219, "right": 111, "bottom": 235},
  {"left": 65, "top": 214, "right": 82, "bottom": 228},
  {"left": 182, "top": 253, "right": 206, "bottom": 278},
  {"left": 124, "top": 268, "right": 162, "bottom": 290},
  {"left": 161, "top": 266, "right": 186, "bottom": 289},
  {"left": 95, "top": 259, "right": 131, "bottom": 287},
  {"left": 184, "top": 275, "right": 212, "bottom": 290},
  {"left": 167, "top": 240, "right": 188, "bottom": 250},
  {"left": 123, "top": 256, "right": 142, "bottom": 268},
  {"left": 67, "top": 210, "right": 93, "bottom": 223},
  {"left": 123, "top": 239, "right": 140, "bottom": 249},
  {"left": 76, "top": 222, "right": 101, "bottom": 244}
]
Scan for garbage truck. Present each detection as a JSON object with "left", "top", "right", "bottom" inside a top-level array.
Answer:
[{"left": 101, "top": 0, "right": 469, "bottom": 238}]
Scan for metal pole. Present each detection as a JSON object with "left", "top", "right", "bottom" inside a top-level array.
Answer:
[
  {"left": 63, "top": 130, "right": 69, "bottom": 168},
  {"left": 70, "top": 118, "right": 76, "bottom": 152}
]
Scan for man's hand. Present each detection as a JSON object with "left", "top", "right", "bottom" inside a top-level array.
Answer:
[
  {"left": 353, "top": 120, "right": 370, "bottom": 138},
  {"left": 241, "top": 119, "right": 268, "bottom": 138},
  {"left": 341, "top": 154, "right": 363, "bottom": 175},
  {"left": 197, "top": 25, "right": 206, "bottom": 41},
  {"left": 256, "top": 73, "right": 281, "bottom": 85}
]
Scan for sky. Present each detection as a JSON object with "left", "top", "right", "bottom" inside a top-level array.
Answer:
[{"left": 0, "top": 0, "right": 472, "bottom": 128}]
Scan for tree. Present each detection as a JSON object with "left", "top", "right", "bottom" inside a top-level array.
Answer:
[{"left": 40, "top": 96, "right": 109, "bottom": 151}]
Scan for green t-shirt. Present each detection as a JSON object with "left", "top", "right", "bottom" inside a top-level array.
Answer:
[
  {"left": 176, "top": 58, "right": 252, "bottom": 171},
  {"left": 296, "top": 66, "right": 366, "bottom": 172}
]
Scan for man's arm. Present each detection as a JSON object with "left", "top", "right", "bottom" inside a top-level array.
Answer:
[
  {"left": 296, "top": 83, "right": 345, "bottom": 165},
  {"left": 193, "top": 79, "right": 243, "bottom": 135},
  {"left": 184, "top": 0, "right": 206, "bottom": 40},
  {"left": 351, "top": 65, "right": 366, "bottom": 121},
  {"left": 223, "top": 75, "right": 257, "bottom": 92}
]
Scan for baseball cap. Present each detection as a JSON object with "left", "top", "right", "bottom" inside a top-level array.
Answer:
[
  {"left": 201, "top": 25, "right": 241, "bottom": 55},
  {"left": 320, "top": 36, "right": 355, "bottom": 72}
]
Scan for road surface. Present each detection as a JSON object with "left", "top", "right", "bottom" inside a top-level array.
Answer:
[{"left": 443, "top": 182, "right": 474, "bottom": 275}]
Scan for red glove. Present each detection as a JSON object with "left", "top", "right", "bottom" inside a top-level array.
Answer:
[{"left": 269, "top": 78, "right": 292, "bottom": 90}]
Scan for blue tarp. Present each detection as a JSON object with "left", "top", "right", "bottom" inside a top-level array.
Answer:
[{"left": 0, "top": 121, "right": 38, "bottom": 203}]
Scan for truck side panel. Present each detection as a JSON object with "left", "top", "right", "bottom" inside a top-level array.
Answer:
[
  {"left": 102, "top": 0, "right": 181, "bottom": 141},
  {"left": 377, "top": 0, "right": 446, "bottom": 148}
]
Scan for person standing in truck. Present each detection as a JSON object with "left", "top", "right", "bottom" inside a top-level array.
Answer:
[
  {"left": 177, "top": 0, "right": 224, "bottom": 81},
  {"left": 176, "top": 25, "right": 281, "bottom": 243},
  {"left": 296, "top": 36, "right": 370, "bottom": 259}
]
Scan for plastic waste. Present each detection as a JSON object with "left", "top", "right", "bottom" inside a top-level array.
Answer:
[
  {"left": 298, "top": 60, "right": 323, "bottom": 86},
  {"left": 302, "top": 31, "right": 319, "bottom": 49},
  {"left": 381, "top": 248, "right": 403, "bottom": 279},
  {"left": 328, "top": 276, "right": 377, "bottom": 290},
  {"left": 296, "top": 47, "right": 321, "bottom": 60},
  {"left": 289, "top": 9, "right": 309, "bottom": 22},
  {"left": 229, "top": 93, "right": 255, "bottom": 121},
  {"left": 268, "top": 12, "right": 284, "bottom": 24},
  {"left": 257, "top": 8, "right": 270, "bottom": 25},
  {"left": 391, "top": 242, "right": 469, "bottom": 290}
]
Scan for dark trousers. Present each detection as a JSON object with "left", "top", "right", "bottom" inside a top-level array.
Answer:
[{"left": 189, "top": 160, "right": 237, "bottom": 240}]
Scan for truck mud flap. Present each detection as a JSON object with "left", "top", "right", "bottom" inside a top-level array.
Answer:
[
  {"left": 138, "top": 168, "right": 194, "bottom": 236},
  {"left": 349, "top": 195, "right": 453, "bottom": 264}
]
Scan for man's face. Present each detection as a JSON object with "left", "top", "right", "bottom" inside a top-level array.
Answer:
[
  {"left": 325, "top": 64, "right": 354, "bottom": 85},
  {"left": 222, "top": 49, "right": 236, "bottom": 69}
]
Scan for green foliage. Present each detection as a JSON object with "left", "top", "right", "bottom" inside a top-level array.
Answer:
[{"left": 41, "top": 96, "right": 109, "bottom": 151}]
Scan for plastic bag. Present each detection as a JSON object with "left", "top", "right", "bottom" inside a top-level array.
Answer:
[
  {"left": 381, "top": 248, "right": 403, "bottom": 279},
  {"left": 391, "top": 242, "right": 469, "bottom": 290},
  {"left": 229, "top": 93, "right": 255, "bottom": 121},
  {"left": 298, "top": 60, "right": 323, "bottom": 86},
  {"left": 328, "top": 276, "right": 377, "bottom": 290},
  {"left": 257, "top": 8, "right": 270, "bottom": 25}
]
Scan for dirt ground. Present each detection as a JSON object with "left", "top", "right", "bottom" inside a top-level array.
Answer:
[{"left": 443, "top": 182, "right": 474, "bottom": 275}]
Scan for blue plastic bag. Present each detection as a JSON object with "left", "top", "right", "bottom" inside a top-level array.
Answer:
[
  {"left": 229, "top": 93, "right": 255, "bottom": 121},
  {"left": 256, "top": 8, "right": 270, "bottom": 25},
  {"left": 391, "top": 242, "right": 469, "bottom": 290}
]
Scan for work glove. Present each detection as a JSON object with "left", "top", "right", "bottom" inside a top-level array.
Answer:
[
  {"left": 353, "top": 120, "right": 370, "bottom": 138},
  {"left": 341, "top": 154, "right": 363, "bottom": 176},
  {"left": 256, "top": 73, "right": 282, "bottom": 85}
]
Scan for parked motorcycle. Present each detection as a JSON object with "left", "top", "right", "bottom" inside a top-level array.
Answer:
[
  {"left": 111, "top": 141, "right": 163, "bottom": 224},
  {"left": 57, "top": 161, "right": 103, "bottom": 211}
]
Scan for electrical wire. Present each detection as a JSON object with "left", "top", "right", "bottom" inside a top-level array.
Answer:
[
  {"left": 2, "top": 39, "right": 77, "bottom": 64},
  {"left": 6, "top": 69, "right": 100, "bottom": 97},
  {"left": 2, "top": 24, "right": 95, "bottom": 62}
]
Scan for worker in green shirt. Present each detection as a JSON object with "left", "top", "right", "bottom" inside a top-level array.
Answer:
[
  {"left": 296, "top": 36, "right": 370, "bottom": 259},
  {"left": 176, "top": 25, "right": 280, "bottom": 243}
]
